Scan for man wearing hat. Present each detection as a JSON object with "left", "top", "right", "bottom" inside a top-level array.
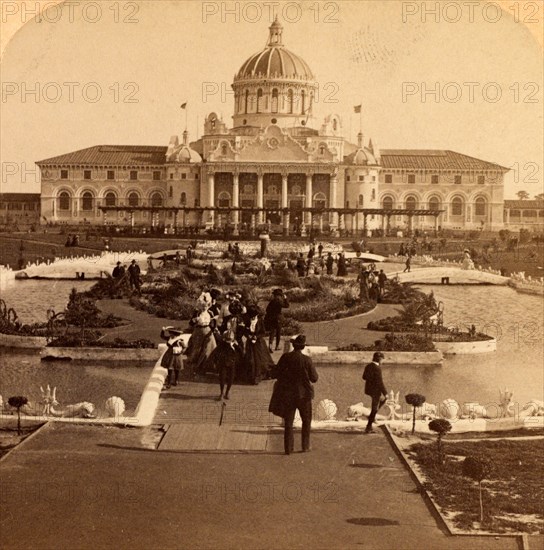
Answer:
[
  {"left": 362, "top": 351, "right": 388, "bottom": 434},
  {"left": 271, "top": 335, "right": 319, "bottom": 455},
  {"left": 264, "top": 288, "right": 289, "bottom": 352},
  {"left": 207, "top": 329, "right": 241, "bottom": 400},
  {"left": 112, "top": 261, "right": 125, "bottom": 279}
]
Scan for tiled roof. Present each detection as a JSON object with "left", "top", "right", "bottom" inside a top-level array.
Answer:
[
  {"left": 504, "top": 200, "right": 544, "bottom": 208},
  {"left": 380, "top": 150, "right": 509, "bottom": 171},
  {"left": 37, "top": 145, "right": 168, "bottom": 166}
]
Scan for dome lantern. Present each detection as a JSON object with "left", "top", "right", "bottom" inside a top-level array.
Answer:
[{"left": 267, "top": 16, "right": 283, "bottom": 47}]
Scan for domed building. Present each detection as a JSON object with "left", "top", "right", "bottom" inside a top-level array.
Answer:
[{"left": 37, "top": 18, "right": 509, "bottom": 234}]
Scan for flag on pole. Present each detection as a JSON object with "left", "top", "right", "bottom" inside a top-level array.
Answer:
[
  {"left": 354, "top": 104, "right": 362, "bottom": 114},
  {"left": 180, "top": 102, "right": 187, "bottom": 109}
]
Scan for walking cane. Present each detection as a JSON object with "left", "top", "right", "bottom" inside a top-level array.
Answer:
[{"left": 219, "top": 401, "right": 226, "bottom": 426}]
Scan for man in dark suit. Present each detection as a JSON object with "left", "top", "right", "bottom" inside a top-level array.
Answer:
[
  {"left": 362, "top": 351, "right": 388, "bottom": 434},
  {"left": 273, "top": 335, "right": 318, "bottom": 455}
]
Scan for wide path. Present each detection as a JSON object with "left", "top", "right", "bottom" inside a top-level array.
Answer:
[{"left": 0, "top": 422, "right": 524, "bottom": 550}]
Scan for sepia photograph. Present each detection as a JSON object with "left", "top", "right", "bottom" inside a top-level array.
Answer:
[{"left": 0, "top": 1, "right": 543, "bottom": 548}]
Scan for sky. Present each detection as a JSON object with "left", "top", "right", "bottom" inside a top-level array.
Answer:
[{"left": 1, "top": 0, "right": 543, "bottom": 198}]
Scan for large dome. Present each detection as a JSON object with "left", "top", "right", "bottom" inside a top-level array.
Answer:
[{"left": 235, "top": 18, "right": 314, "bottom": 81}]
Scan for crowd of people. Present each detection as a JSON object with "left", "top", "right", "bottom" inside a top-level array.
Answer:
[{"left": 160, "top": 287, "right": 290, "bottom": 394}]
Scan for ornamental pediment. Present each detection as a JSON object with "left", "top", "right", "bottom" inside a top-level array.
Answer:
[{"left": 236, "top": 125, "right": 309, "bottom": 162}]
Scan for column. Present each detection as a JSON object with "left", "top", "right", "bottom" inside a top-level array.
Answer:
[
  {"left": 407, "top": 213, "right": 413, "bottom": 234},
  {"left": 363, "top": 214, "right": 368, "bottom": 236},
  {"left": 257, "top": 173, "right": 264, "bottom": 224},
  {"left": 338, "top": 213, "right": 344, "bottom": 232},
  {"left": 351, "top": 213, "right": 356, "bottom": 235},
  {"left": 386, "top": 214, "right": 391, "bottom": 235},
  {"left": 174, "top": 210, "right": 178, "bottom": 232},
  {"left": 129, "top": 211, "right": 134, "bottom": 228},
  {"left": 355, "top": 212, "right": 360, "bottom": 236},
  {"left": 251, "top": 212, "right": 257, "bottom": 233},
  {"left": 281, "top": 174, "right": 288, "bottom": 208},
  {"left": 329, "top": 172, "right": 338, "bottom": 232},
  {"left": 283, "top": 211, "right": 290, "bottom": 236},
  {"left": 434, "top": 214, "right": 439, "bottom": 235},
  {"left": 381, "top": 215, "right": 385, "bottom": 234},
  {"left": 182, "top": 208, "right": 187, "bottom": 229},
  {"left": 103, "top": 210, "right": 108, "bottom": 225},
  {"left": 319, "top": 214, "right": 324, "bottom": 233},
  {"left": 232, "top": 172, "right": 240, "bottom": 235},
  {"left": 305, "top": 173, "right": 313, "bottom": 225},
  {"left": 207, "top": 171, "right": 215, "bottom": 228}
]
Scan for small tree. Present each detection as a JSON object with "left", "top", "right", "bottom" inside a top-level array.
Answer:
[
  {"left": 516, "top": 190, "right": 530, "bottom": 200},
  {"left": 428, "top": 418, "right": 452, "bottom": 464},
  {"left": 8, "top": 396, "right": 28, "bottom": 435},
  {"left": 463, "top": 456, "right": 492, "bottom": 524},
  {"left": 405, "top": 393, "right": 426, "bottom": 435}
]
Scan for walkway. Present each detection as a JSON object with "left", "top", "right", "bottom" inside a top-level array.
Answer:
[
  {"left": 394, "top": 266, "right": 509, "bottom": 285},
  {"left": 0, "top": 421, "right": 524, "bottom": 550}
]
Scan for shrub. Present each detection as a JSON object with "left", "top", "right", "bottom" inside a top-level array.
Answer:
[
  {"left": 406, "top": 393, "right": 426, "bottom": 435},
  {"left": 8, "top": 396, "right": 28, "bottom": 435},
  {"left": 463, "top": 456, "right": 492, "bottom": 523},
  {"left": 429, "top": 418, "right": 452, "bottom": 464}
]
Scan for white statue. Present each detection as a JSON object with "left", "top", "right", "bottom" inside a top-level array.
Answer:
[
  {"left": 315, "top": 399, "right": 337, "bottom": 421},
  {"left": 40, "top": 386, "right": 96, "bottom": 418},
  {"left": 383, "top": 390, "right": 402, "bottom": 420},
  {"left": 105, "top": 396, "right": 126, "bottom": 418},
  {"left": 439, "top": 398, "right": 461, "bottom": 420},
  {"left": 461, "top": 249, "right": 475, "bottom": 270},
  {"left": 347, "top": 402, "right": 369, "bottom": 420}
]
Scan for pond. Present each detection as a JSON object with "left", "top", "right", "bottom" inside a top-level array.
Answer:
[{"left": 0, "top": 348, "right": 153, "bottom": 418}]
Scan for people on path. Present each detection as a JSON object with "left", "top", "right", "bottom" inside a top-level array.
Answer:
[
  {"left": 403, "top": 255, "right": 411, "bottom": 273},
  {"left": 160, "top": 326, "right": 186, "bottom": 388},
  {"left": 128, "top": 260, "right": 141, "bottom": 292},
  {"left": 269, "top": 335, "right": 318, "bottom": 455},
  {"left": 325, "top": 252, "right": 334, "bottom": 275},
  {"left": 378, "top": 269, "right": 387, "bottom": 296},
  {"left": 208, "top": 329, "right": 241, "bottom": 401},
  {"left": 264, "top": 288, "right": 289, "bottom": 352},
  {"left": 337, "top": 252, "right": 347, "bottom": 277},
  {"left": 185, "top": 292, "right": 217, "bottom": 377},
  {"left": 112, "top": 261, "right": 125, "bottom": 279},
  {"left": 317, "top": 243, "right": 324, "bottom": 257},
  {"left": 357, "top": 265, "right": 370, "bottom": 301},
  {"left": 362, "top": 351, "right": 388, "bottom": 434},
  {"left": 242, "top": 304, "right": 274, "bottom": 384}
]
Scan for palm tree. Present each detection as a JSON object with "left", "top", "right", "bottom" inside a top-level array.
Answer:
[
  {"left": 516, "top": 190, "right": 530, "bottom": 200},
  {"left": 535, "top": 193, "right": 544, "bottom": 200}
]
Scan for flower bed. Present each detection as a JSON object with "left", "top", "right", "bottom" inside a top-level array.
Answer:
[
  {"left": 407, "top": 438, "right": 544, "bottom": 533},
  {"left": 336, "top": 333, "right": 437, "bottom": 352}
]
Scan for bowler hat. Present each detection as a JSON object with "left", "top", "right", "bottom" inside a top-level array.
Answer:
[
  {"left": 290, "top": 334, "right": 306, "bottom": 348},
  {"left": 210, "top": 288, "right": 222, "bottom": 300},
  {"left": 272, "top": 288, "right": 283, "bottom": 296},
  {"left": 373, "top": 351, "right": 384, "bottom": 361}
]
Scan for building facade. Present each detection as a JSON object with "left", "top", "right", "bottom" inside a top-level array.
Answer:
[
  {"left": 503, "top": 200, "right": 544, "bottom": 232},
  {"left": 0, "top": 193, "right": 41, "bottom": 228},
  {"left": 37, "top": 19, "right": 509, "bottom": 234}
]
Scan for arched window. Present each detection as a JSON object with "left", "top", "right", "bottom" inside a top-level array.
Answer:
[
  {"left": 244, "top": 89, "right": 249, "bottom": 114},
  {"left": 58, "top": 191, "right": 70, "bottom": 210},
  {"left": 256, "top": 88, "right": 263, "bottom": 113},
  {"left": 428, "top": 196, "right": 440, "bottom": 211},
  {"left": 475, "top": 197, "right": 487, "bottom": 216},
  {"left": 358, "top": 194, "right": 364, "bottom": 206},
  {"left": 288, "top": 89, "right": 294, "bottom": 114},
  {"left": 405, "top": 196, "right": 417, "bottom": 210},
  {"left": 169, "top": 186, "right": 173, "bottom": 198},
  {"left": 383, "top": 196, "right": 394, "bottom": 210},
  {"left": 301, "top": 90, "right": 306, "bottom": 114},
  {"left": 218, "top": 191, "right": 231, "bottom": 208},
  {"left": 151, "top": 192, "right": 163, "bottom": 207},
  {"left": 314, "top": 192, "right": 326, "bottom": 209},
  {"left": 81, "top": 191, "right": 94, "bottom": 211},
  {"left": 105, "top": 192, "right": 116, "bottom": 206},
  {"left": 271, "top": 88, "right": 278, "bottom": 113},
  {"left": 319, "top": 146, "right": 325, "bottom": 155},
  {"left": 128, "top": 192, "right": 139, "bottom": 207},
  {"left": 333, "top": 119, "right": 337, "bottom": 132},
  {"left": 180, "top": 192, "right": 187, "bottom": 205},
  {"left": 451, "top": 196, "right": 463, "bottom": 216}
]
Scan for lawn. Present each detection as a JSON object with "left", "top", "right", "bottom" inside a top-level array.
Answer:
[{"left": 407, "top": 438, "right": 544, "bottom": 533}]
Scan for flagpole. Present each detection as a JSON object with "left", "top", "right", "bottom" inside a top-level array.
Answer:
[{"left": 185, "top": 106, "right": 188, "bottom": 132}]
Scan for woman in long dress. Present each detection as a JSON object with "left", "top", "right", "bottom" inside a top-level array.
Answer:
[
  {"left": 185, "top": 292, "right": 217, "bottom": 376},
  {"left": 160, "top": 327, "right": 186, "bottom": 388},
  {"left": 242, "top": 304, "right": 275, "bottom": 384}
]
